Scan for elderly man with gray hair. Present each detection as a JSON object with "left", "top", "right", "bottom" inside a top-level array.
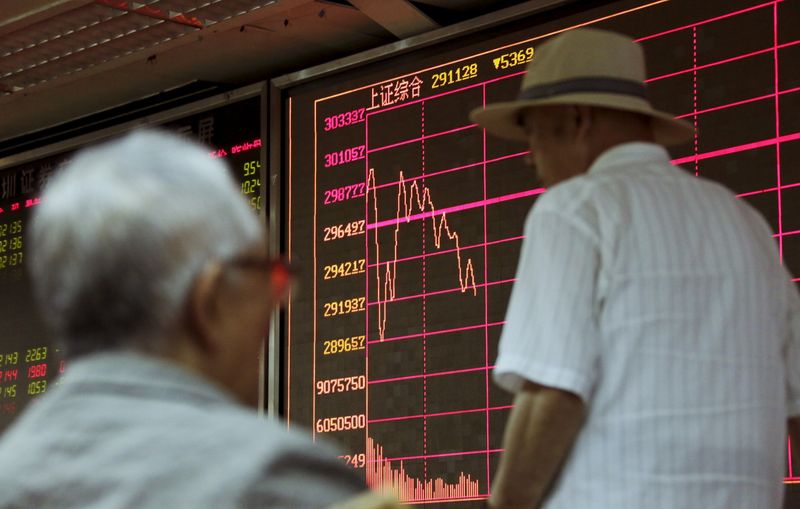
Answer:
[{"left": 0, "top": 131, "right": 375, "bottom": 508}]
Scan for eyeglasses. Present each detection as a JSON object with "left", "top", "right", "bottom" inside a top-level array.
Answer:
[{"left": 226, "top": 255, "right": 295, "bottom": 297}]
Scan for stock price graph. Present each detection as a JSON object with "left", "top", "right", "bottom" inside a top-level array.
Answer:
[{"left": 285, "top": 0, "right": 800, "bottom": 506}]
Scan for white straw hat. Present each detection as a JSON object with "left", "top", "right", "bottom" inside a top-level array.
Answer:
[{"left": 470, "top": 28, "right": 694, "bottom": 146}]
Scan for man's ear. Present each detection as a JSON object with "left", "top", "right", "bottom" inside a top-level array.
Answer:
[
  {"left": 573, "top": 105, "right": 593, "bottom": 140},
  {"left": 186, "top": 262, "right": 223, "bottom": 354}
]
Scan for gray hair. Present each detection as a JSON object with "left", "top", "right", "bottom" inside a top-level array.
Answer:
[{"left": 29, "top": 130, "right": 262, "bottom": 356}]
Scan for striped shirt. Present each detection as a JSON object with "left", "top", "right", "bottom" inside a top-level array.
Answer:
[
  {"left": 494, "top": 142, "right": 800, "bottom": 508},
  {"left": 0, "top": 352, "right": 365, "bottom": 508}
]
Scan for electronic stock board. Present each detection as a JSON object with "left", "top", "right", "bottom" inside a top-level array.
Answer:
[
  {"left": 280, "top": 0, "right": 800, "bottom": 506},
  {"left": 0, "top": 84, "right": 266, "bottom": 430}
]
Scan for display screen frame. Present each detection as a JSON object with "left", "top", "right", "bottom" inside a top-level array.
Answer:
[
  {"left": 271, "top": 0, "right": 800, "bottom": 506},
  {"left": 0, "top": 81, "right": 271, "bottom": 415}
]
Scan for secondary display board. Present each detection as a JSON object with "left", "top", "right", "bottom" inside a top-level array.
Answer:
[
  {"left": 0, "top": 90, "right": 263, "bottom": 431},
  {"left": 284, "top": 0, "right": 800, "bottom": 506}
]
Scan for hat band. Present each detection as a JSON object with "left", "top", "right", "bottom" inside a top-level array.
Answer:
[{"left": 517, "top": 77, "right": 647, "bottom": 101}]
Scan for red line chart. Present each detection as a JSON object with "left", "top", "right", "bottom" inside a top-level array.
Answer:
[{"left": 368, "top": 167, "right": 477, "bottom": 341}]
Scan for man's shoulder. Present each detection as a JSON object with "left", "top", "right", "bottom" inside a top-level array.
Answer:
[
  {"left": 532, "top": 165, "right": 631, "bottom": 218},
  {"left": 2, "top": 368, "right": 325, "bottom": 469},
  {"left": 527, "top": 173, "right": 614, "bottom": 238},
  {"left": 536, "top": 157, "right": 748, "bottom": 219},
  {"left": 0, "top": 382, "right": 340, "bottom": 507},
  {"left": 88, "top": 383, "right": 320, "bottom": 459}
]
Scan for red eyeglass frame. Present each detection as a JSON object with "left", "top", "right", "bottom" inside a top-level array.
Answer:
[{"left": 226, "top": 255, "right": 295, "bottom": 295}]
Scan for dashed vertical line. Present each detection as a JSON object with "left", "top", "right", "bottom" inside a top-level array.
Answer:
[
  {"left": 421, "top": 101, "right": 428, "bottom": 488},
  {"left": 692, "top": 26, "right": 700, "bottom": 177},
  {"left": 773, "top": 1, "right": 784, "bottom": 260},
  {"left": 482, "top": 83, "right": 492, "bottom": 495}
]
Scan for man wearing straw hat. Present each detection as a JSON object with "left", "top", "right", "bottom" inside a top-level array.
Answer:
[{"left": 471, "top": 29, "right": 800, "bottom": 508}]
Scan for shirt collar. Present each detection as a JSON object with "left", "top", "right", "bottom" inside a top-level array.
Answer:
[
  {"left": 587, "top": 142, "right": 671, "bottom": 176},
  {"left": 59, "top": 350, "right": 235, "bottom": 407}
]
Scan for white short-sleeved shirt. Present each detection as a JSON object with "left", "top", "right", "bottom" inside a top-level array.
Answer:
[{"left": 495, "top": 142, "right": 800, "bottom": 509}]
